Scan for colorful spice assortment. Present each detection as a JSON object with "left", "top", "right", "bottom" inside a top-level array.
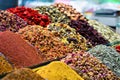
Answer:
[
  {"left": 34, "top": 6, "right": 70, "bottom": 24},
  {"left": 53, "top": 3, "right": 88, "bottom": 21},
  {"left": 18, "top": 25, "right": 73, "bottom": 60},
  {"left": 88, "top": 45, "right": 120, "bottom": 76},
  {"left": 47, "top": 23, "right": 90, "bottom": 51},
  {"left": 0, "top": 10, "right": 27, "bottom": 32},
  {"left": 69, "top": 20, "right": 109, "bottom": 46},
  {"left": 7, "top": 6, "right": 50, "bottom": 27},
  {"left": 61, "top": 51, "right": 119, "bottom": 80},
  {"left": 0, "top": 31, "right": 43, "bottom": 68},
  {"left": 2, "top": 68, "right": 45, "bottom": 80},
  {"left": 33, "top": 61, "right": 84, "bottom": 80},
  {"left": 0, "top": 52, "right": 13, "bottom": 75},
  {"left": 88, "top": 20, "right": 120, "bottom": 43}
]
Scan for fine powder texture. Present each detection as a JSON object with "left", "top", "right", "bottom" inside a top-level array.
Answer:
[
  {"left": 0, "top": 31, "right": 43, "bottom": 68},
  {"left": 61, "top": 51, "right": 119, "bottom": 80},
  {"left": 0, "top": 52, "right": 13, "bottom": 75},
  {"left": 2, "top": 68, "right": 45, "bottom": 80},
  {"left": 18, "top": 25, "right": 73, "bottom": 60},
  {"left": 33, "top": 61, "right": 84, "bottom": 80}
]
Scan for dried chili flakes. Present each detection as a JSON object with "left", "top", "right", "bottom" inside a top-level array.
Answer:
[
  {"left": 0, "top": 31, "right": 44, "bottom": 68},
  {"left": 0, "top": 10, "right": 27, "bottom": 32},
  {"left": 7, "top": 6, "right": 50, "bottom": 27},
  {"left": 18, "top": 25, "right": 73, "bottom": 60}
]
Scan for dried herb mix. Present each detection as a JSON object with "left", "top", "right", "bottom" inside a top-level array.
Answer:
[
  {"left": 0, "top": 10, "right": 27, "bottom": 32},
  {"left": 34, "top": 6, "right": 70, "bottom": 24},
  {"left": 61, "top": 51, "right": 119, "bottom": 80},
  {"left": 2, "top": 68, "right": 45, "bottom": 80},
  {"left": 88, "top": 45, "right": 120, "bottom": 76},
  {"left": 18, "top": 25, "right": 73, "bottom": 60},
  {"left": 0, "top": 52, "right": 13, "bottom": 75},
  {"left": 47, "top": 23, "right": 91, "bottom": 51},
  {"left": 69, "top": 20, "right": 109, "bottom": 46},
  {"left": 7, "top": 6, "right": 50, "bottom": 27},
  {"left": 0, "top": 31, "right": 43, "bottom": 68}
]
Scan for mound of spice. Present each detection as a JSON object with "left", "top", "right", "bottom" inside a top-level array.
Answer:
[
  {"left": 7, "top": 6, "right": 50, "bottom": 27},
  {"left": 61, "top": 51, "right": 119, "bottom": 80},
  {"left": 115, "top": 45, "right": 120, "bottom": 53},
  {"left": 34, "top": 6, "right": 70, "bottom": 24},
  {"left": 88, "top": 45, "right": 120, "bottom": 76},
  {"left": 18, "top": 25, "right": 73, "bottom": 60},
  {"left": 2, "top": 68, "right": 45, "bottom": 80},
  {"left": 0, "top": 31, "right": 44, "bottom": 68},
  {"left": 53, "top": 3, "right": 88, "bottom": 21},
  {"left": 88, "top": 20, "right": 120, "bottom": 43},
  {"left": 0, "top": 10, "right": 27, "bottom": 32},
  {"left": 69, "top": 19, "right": 109, "bottom": 46},
  {"left": 33, "top": 61, "right": 84, "bottom": 80},
  {"left": 47, "top": 23, "right": 91, "bottom": 51},
  {"left": 0, "top": 52, "right": 13, "bottom": 75}
]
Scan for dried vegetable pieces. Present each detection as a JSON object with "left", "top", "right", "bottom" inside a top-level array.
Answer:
[
  {"left": 33, "top": 61, "right": 84, "bottom": 80},
  {"left": 0, "top": 52, "right": 13, "bottom": 75},
  {"left": 69, "top": 19, "right": 109, "bottom": 46},
  {"left": 61, "top": 51, "right": 119, "bottom": 80},
  {"left": 34, "top": 6, "right": 70, "bottom": 24},
  {"left": 47, "top": 23, "right": 91, "bottom": 51},
  {"left": 0, "top": 31, "right": 43, "bottom": 68},
  {"left": 53, "top": 3, "right": 88, "bottom": 21},
  {"left": 0, "top": 10, "right": 27, "bottom": 32},
  {"left": 88, "top": 20, "right": 120, "bottom": 43},
  {"left": 18, "top": 25, "right": 73, "bottom": 60},
  {"left": 2, "top": 68, "right": 45, "bottom": 80},
  {"left": 88, "top": 45, "right": 120, "bottom": 76},
  {"left": 7, "top": 6, "right": 50, "bottom": 27}
]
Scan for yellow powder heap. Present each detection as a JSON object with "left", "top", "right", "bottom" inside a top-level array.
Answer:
[{"left": 33, "top": 61, "right": 84, "bottom": 80}]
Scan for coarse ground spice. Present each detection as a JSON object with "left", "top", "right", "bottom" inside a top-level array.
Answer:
[
  {"left": 88, "top": 45, "right": 120, "bottom": 77},
  {"left": 7, "top": 6, "right": 50, "bottom": 27},
  {"left": 0, "top": 10, "right": 27, "bottom": 32},
  {"left": 61, "top": 51, "right": 119, "bottom": 80},
  {"left": 0, "top": 52, "right": 13, "bottom": 75},
  {"left": 47, "top": 23, "right": 91, "bottom": 51},
  {"left": 18, "top": 25, "right": 73, "bottom": 60},
  {"left": 0, "top": 31, "right": 44, "bottom": 68},
  {"left": 33, "top": 61, "right": 84, "bottom": 80},
  {"left": 2, "top": 68, "right": 45, "bottom": 80}
]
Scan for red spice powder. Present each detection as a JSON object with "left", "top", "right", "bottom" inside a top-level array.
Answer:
[{"left": 0, "top": 31, "right": 44, "bottom": 68}]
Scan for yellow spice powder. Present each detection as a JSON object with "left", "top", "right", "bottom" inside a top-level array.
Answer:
[{"left": 33, "top": 61, "right": 84, "bottom": 80}]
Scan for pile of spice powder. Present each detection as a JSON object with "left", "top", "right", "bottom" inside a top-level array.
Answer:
[
  {"left": 0, "top": 31, "right": 44, "bottom": 68},
  {"left": 53, "top": 3, "right": 88, "bottom": 21},
  {"left": 69, "top": 19, "right": 109, "bottom": 46},
  {"left": 18, "top": 25, "right": 73, "bottom": 60},
  {"left": 0, "top": 52, "right": 13, "bottom": 75},
  {"left": 2, "top": 68, "right": 45, "bottom": 80},
  {"left": 0, "top": 10, "right": 27, "bottom": 32},
  {"left": 34, "top": 6, "right": 70, "bottom": 24},
  {"left": 7, "top": 6, "right": 50, "bottom": 27},
  {"left": 115, "top": 44, "right": 120, "bottom": 53},
  {"left": 61, "top": 51, "right": 119, "bottom": 80},
  {"left": 33, "top": 61, "right": 84, "bottom": 80},
  {"left": 47, "top": 23, "right": 91, "bottom": 51},
  {"left": 88, "top": 20, "right": 120, "bottom": 43},
  {"left": 88, "top": 45, "right": 120, "bottom": 77}
]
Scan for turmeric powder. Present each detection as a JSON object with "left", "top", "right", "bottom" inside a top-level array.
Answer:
[{"left": 33, "top": 61, "right": 84, "bottom": 80}]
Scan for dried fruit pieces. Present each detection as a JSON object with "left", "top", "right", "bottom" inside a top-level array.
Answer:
[
  {"left": 34, "top": 6, "right": 70, "bottom": 24},
  {"left": 61, "top": 51, "right": 119, "bottom": 80},
  {"left": 2, "top": 68, "right": 45, "bottom": 80},
  {"left": 0, "top": 31, "right": 43, "bottom": 68},
  {"left": 7, "top": 6, "right": 50, "bottom": 27},
  {"left": 18, "top": 25, "right": 73, "bottom": 60},
  {"left": 0, "top": 10, "right": 27, "bottom": 32},
  {"left": 88, "top": 45, "right": 120, "bottom": 76}
]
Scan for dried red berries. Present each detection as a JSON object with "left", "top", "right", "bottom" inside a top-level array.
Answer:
[{"left": 7, "top": 6, "right": 50, "bottom": 27}]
